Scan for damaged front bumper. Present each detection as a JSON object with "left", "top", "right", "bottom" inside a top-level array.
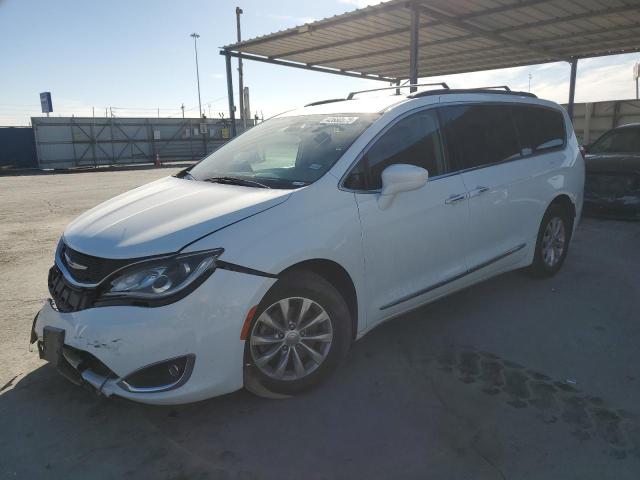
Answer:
[
  {"left": 31, "top": 298, "right": 240, "bottom": 404},
  {"left": 34, "top": 320, "right": 117, "bottom": 391},
  {"left": 30, "top": 267, "right": 273, "bottom": 404},
  {"left": 33, "top": 319, "right": 196, "bottom": 398},
  {"left": 31, "top": 301, "right": 192, "bottom": 399}
]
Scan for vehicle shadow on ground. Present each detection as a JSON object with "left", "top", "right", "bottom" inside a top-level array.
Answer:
[{"left": 2, "top": 268, "right": 640, "bottom": 479}]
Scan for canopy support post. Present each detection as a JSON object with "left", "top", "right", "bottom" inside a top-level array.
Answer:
[
  {"left": 567, "top": 58, "right": 578, "bottom": 122},
  {"left": 409, "top": 2, "right": 419, "bottom": 92},
  {"left": 224, "top": 50, "right": 237, "bottom": 137}
]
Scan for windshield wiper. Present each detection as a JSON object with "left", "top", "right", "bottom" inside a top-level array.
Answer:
[{"left": 203, "top": 176, "right": 271, "bottom": 189}]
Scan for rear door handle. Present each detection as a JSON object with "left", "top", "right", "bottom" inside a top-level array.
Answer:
[
  {"left": 468, "top": 186, "right": 490, "bottom": 198},
  {"left": 445, "top": 193, "right": 466, "bottom": 205}
]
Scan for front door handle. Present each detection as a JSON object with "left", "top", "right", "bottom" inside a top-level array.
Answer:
[
  {"left": 445, "top": 193, "right": 466, "bottom": 205},
  {"left": 468, "top": 186, "right": 490, "bottom": 198}
]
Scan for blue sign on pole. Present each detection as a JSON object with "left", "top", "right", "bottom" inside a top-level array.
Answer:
[{"left": 39, "top": 92, "right": 53, "bottom": 114}]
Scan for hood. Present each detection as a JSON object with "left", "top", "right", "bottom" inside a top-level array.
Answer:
[
  {"left": 64, "top": 176, "right": 292, "bottom": 259},
  {"left": 585, "top": 153, "right": 640, "bottom": 174}
]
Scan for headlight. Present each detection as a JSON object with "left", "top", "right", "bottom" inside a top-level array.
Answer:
[{"left": 99, "top": 249, "right": 223, "bottom": 301}]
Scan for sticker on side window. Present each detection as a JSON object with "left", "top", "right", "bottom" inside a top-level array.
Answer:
[{"left": 320, "top": 116, "right": 359, "bottom": 125}]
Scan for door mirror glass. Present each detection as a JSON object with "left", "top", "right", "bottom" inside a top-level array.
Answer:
[{"left": 378, "top": 164, "right": 428, "bottom": 209}]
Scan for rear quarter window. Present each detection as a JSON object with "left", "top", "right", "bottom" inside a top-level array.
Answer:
[{"left": 512, "top": 105, "right": 566, "bottom": 155}]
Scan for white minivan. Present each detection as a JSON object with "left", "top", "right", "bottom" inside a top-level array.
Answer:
[{"left": 32, "top": 87, "right": 584, "bottom": 404}]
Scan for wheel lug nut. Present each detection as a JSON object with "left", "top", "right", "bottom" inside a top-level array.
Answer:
[{"left": 289, "top": 323, "right": 295, "bottom": 330}]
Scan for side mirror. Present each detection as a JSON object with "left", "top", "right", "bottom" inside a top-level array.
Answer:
[{"left": 378, "top": 164, "right": 428, "bottom": 209}]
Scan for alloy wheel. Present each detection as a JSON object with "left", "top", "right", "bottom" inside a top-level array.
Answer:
[
  {"left": 249, "top": 297, "right": 333, "bottom": 381},
  {"left": 541, "top": 216, "right": 565, "bottom": 268}
]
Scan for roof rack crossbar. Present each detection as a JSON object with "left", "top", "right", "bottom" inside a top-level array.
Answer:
[
  {"left": 473, "top": 85, "right": 511, "bottom": 91},
  {"left": 304, "top": 98, "right": 348, "bottom": 107},
  {"left": 346, "top": 82, "right": 449, "bottom": 100}
]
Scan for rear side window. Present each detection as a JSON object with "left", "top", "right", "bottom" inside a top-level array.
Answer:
[
  {"left": 512, "top": 106, "right": 565, "bottom": 154},
  {"left": 439, "top": 105, "right": 521, "bottom": 171},
  {"left": 347, "top": 109, "right": 444, "bottom": 190}
]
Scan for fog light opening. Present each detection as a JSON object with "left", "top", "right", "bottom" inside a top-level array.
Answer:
[{"left": 118, "top": 354, "right": 195, "bottom": 393}]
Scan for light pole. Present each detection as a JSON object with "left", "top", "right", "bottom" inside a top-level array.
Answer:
[{"left": 190, "top": 33, "right": 203, "bottom": 118}]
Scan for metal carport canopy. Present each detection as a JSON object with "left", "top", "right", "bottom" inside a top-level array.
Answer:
[{"left": 221, "top": 0, "right": 640, "bottom": 134}]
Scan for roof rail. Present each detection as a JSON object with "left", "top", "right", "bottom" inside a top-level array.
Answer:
[
  {"left": 304, "top": 98, "right": 348, "bottom": 107},
  {"left": 409, "top": 88, "right": 537, "bottom": 99},
  {"left": 347, "top": 82, "right": 449, "bottom": 100}
]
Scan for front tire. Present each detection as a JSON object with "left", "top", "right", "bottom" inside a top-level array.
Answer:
[
  {"left": 528, "top": 204, "right": 572, "bottom": 277},
  {"left": 245, "top": 270, "right": 352, "bottom": 395}
]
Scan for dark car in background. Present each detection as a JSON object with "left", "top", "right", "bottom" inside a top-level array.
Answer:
[{"left": 584, "top": 123, "right": 640, "bottom": 220}]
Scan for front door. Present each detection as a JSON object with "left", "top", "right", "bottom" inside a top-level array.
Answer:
[{"left": 347, "top": 108, "right": 470, "bottom": 327}]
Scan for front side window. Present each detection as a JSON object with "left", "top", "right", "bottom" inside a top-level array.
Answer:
[
  {"left": 512, "top": 105, "right": 565, "bottom": 154},
  {"left": 439, "top": 104, "right": 521, "bottom": 171},
  {"left": 589, "top": 127, "right": 640, "bottom": 154},
  {"left": 189, "top": 113, "right": 379, "bottom": 188},
  {"left": 346, "top": 109, "right": 444, "bottom": 190}
]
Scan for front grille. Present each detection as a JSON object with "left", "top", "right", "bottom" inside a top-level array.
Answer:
[
  {"left": 61, "top": 244, "right": 131, "bottom": 284},
  {"left": 51, "top": 244, "right": 172, "bottom": 312},
  {"left": 48, "top": 265, "right": 96, "bottom": 312}
]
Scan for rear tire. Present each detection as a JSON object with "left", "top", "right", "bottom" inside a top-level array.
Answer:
[
  {"left": 244, "top": 270, "right": 352, "bottom": 395},
  {"left": 528, "top": 204, "right": 572, "bottom": 277}
]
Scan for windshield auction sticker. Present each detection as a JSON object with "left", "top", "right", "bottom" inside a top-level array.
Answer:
[{"left": 320, "top": 116, "right": 359, "bottom": 125}]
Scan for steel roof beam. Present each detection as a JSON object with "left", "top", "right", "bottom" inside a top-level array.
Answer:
[
  {"left": 416, "top": 3, "right": 564, "bottom": 61},
  {"left": 344, "top": 24, "right": 640, "bottom": 73},
  {"left": 272, "top": 0, "right": 552, "bottom": 59},
  {"left": 220, "top": 50, "right": 397, "bottom": 83},
  {"left": 308, "top": 33, "right": 475, "bottom": 66},
  {"left": 534, "top": 23, "right": 640, "bottom": 46},
  {"left": 316, "top": 19, "right": 640, "bottom": 67},
  {"left": 224, "top": 0, "right": 407, "bottom": 51},
  {"left": 274, "top": 22, "right": 432, "bottom": 60},
  {"left": 384, "top": 57, "right": 558, "bottom": 79},
  {"left": 317, "top": 3, "right": 640, "bottom": 66},
  {"left": 380, "top": 43, "right": 640, "bottom": 80},
  {"left": 349, "top": 44, "right": 521, "bottom": 74},
  {"left": 495, "top": 3, "right": 640, "bottom": 36}
]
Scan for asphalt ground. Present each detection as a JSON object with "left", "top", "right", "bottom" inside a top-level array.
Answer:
[{"left": 1, "top": 168, "right": 639, "bottom": 479}]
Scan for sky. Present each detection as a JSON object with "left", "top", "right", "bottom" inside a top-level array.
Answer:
[{"left": 1, "top": 0, "right": 639, "bottom": 126}]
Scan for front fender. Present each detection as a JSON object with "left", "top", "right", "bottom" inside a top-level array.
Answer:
[{"left": 182, "top": 178, "right": 367, "bottom": 333}]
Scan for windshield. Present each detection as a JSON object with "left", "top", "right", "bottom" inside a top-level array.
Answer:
[
  {"left": 188, "top": 113, "right": 380, "bottom": 188},
  {"left": 589, "top": 127, "right": 640, "bottom": 154}
]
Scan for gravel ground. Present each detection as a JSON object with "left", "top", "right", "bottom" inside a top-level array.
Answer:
[{"left": 1, "top": 168, "right": 639, "bottom": 479}]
